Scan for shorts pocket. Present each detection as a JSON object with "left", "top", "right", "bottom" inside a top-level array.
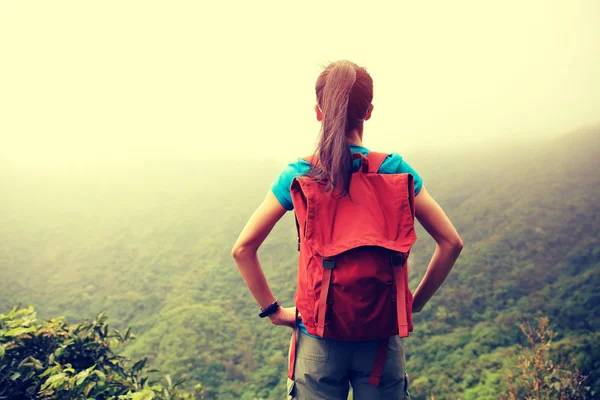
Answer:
[
  {"left": 296, "top": 331, "right": 329, "bottom": 363},
  {"left": 388, "top": 335, "right": 405, "bottom": 357}
]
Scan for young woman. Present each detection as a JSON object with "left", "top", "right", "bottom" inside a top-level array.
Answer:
[{"left": 232, "top": 60, "right": 463, "bottom": 400}]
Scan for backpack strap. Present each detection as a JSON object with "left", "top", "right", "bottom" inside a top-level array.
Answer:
[
  {"left": 365, "top": 151, "right": 389, "bottom": 173},
  {"left": 369, "top": 339, "right": 389, "bottom": 386},
  {"left": 390, "top": 252, "right": 410, "bottom": 338},
  {"left": 295, "top": 215, "right": 301, "bottom": 252},
  {"left": 287, "top": 309, "right": 300, "bottom": 380},
  {"left": 316, "top": 258, "right": 334, "bottom": 337},
  {"left": 393, "top": 262, "right": 409, "bottom": 337},
  {"left": 303, "top": 152, "right": 388, "bottom": 173},
  {"left": 294, "top": 156, "right": 314, "bottom": 253}
]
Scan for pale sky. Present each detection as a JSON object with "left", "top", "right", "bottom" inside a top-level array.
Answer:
[{"left": 1, "top": 1, "right": 599, "bottom": 168}]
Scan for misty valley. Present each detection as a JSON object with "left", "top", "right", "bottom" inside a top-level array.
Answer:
[{"left": 1, "top": 126, "right": 599, "bottom": 399}]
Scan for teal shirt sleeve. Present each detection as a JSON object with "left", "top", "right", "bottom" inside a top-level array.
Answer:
[
  {"left": 270, "top": 159, "right": 311, "bottom": 210},
  {"left": 271, "top": 152, "right": 422, "bottom": 210},
  {"left": 379, "top": 152, "right": 423, "bottom": 196}
]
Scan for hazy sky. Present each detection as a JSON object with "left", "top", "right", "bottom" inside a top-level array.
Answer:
[{"left": 1, "top": 1, "right": 599, "bottom": 167}]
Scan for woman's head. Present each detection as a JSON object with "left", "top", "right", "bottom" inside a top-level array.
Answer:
[{"left": 310, "top": 60, "right": 374, "bottom": 195}]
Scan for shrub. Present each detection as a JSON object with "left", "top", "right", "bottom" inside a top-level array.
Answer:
[
  {"left": 0, "top": 305, "right": 202, "bottom": 399},
  {"left": 502, "top": 317, "right": 592, "bottom": 400}
]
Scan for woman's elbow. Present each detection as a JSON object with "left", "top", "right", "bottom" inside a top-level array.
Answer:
[
  {"left": 439, "top": 235, "right": 464, "bottom": 254},
  {"left": 231, "top": 244, "right": 244, "bottom": 260},
  {"left": 452, "top": 236, "right": 464, "bottom": 253},
  {"left": 231, "top": 244, "right": 256, "bottom": 261}
]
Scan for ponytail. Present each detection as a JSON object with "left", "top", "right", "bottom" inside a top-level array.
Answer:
[{"left": 309, "top": 61, "right": 358, "bottom": 196}]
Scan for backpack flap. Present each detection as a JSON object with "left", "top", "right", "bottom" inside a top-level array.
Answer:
[{"left": 291, "top": 173, "right": 417, "bottom": 258}]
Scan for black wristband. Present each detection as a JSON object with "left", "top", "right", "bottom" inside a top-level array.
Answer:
[{"left": 258, "top": 300, "right": 280, "bottom": 318}]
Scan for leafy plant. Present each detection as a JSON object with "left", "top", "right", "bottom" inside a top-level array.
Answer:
[
  {"left": 0, "top": 305, "right": 202, "bottom": 399},
  {"left": 502, "top": 317, "right": 592, "bottom": 400}
]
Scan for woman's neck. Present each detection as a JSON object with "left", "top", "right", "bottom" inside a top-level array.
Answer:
[{"left": 347, "top": 128, "right": 364, "bottom": 147}]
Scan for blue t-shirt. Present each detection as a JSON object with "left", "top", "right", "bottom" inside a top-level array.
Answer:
[{"left": 270, "top": 144, "right": 423, "bottom": 337}]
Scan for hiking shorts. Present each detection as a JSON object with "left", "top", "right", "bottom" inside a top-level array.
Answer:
[{"left": 287, "top": 329, "right": 410, "bottom": 400}]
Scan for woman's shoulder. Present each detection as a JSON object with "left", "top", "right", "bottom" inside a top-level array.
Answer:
[
  {"left": 376, "top": 151, "right": 424, "bottom": 195},
  {"left": 377, "top": 151, "right": 405, "bottom": 173},
  {"left": 269, "top": 158, "right": 312, "bottom": 211},
  {"left": 281, "top": 157, "right": 312, "bottom": 177}
]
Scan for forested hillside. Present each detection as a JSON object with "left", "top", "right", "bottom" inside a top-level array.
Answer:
[{"left": 1, "top": 126, "right": 598, "bottom": 399}]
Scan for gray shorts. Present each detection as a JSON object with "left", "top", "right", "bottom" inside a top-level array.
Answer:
[{"left": 287, "top": 330, "right": 410, "bottom": 400}]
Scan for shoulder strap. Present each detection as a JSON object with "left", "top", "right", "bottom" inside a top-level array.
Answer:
[
  {"left": 366, "top": 151, "right": 389, "bottom": 173},
  {"left": 304, "top": 152, "right": 388, "bottom": 172}
]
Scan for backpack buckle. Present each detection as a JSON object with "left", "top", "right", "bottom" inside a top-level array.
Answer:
[
  {"left": 322, "top": 257, "right": 335, "bottom": 269},
  {"left": 389, "top": 252, "right": 406, "bottom": 267}
]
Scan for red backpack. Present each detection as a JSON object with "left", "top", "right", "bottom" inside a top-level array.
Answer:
[{"left": 288, "top": 151, "right": 417, "bottom": 386}]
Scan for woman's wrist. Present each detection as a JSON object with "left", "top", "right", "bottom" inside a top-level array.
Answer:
[
  {"left": 258, "top": 300, "right": 280, "bottom": 318},
  {"left": 267, "top": 307, "right": 283, "bottom": 322},
  {"left": 412, "top": 301, "right": 424, "bottom": 313},
  {"left": 412, "top": 290, "right": 428, "bottom": 313}
]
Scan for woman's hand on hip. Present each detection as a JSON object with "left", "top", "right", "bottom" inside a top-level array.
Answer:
[{"left": 268, "top": 306, "right": 302, "bottom": 329}]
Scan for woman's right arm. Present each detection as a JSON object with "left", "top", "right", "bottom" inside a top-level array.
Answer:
[{"left": 412, "top": 186, "right": 464, "bottom": 312}]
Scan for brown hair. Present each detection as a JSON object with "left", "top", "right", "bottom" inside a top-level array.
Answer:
[{"left": 309, "top": 60, "right": 373, "bottom": 195}]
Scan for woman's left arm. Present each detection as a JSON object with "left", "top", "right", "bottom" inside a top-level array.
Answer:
[{"left": 231, "top": 190, "right": 298, "bottom": 328}]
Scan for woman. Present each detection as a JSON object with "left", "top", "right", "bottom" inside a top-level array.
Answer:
[{"left": 232, "top": 60, "right": 463, "bottom": 400}]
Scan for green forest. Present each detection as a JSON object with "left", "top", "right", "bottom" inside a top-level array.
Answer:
[{"left": 1, "top": 126, "right": 599, "bottom": 399}]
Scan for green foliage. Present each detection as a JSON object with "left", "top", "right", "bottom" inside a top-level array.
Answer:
[
  {"left": 0, "top": 305, "right": 201, "bottom": 399},
  {"left": 1, "top": 127, "right": 599, "bottom": 399},
  {"left": 502, "top": 317, "right": 592, "bottom": 399}
]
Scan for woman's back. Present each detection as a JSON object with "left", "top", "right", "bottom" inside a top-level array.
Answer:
[{"left": 232, "top": 60, "right": 463, "bottom": 399}]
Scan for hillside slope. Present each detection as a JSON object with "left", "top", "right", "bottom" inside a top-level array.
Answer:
[
  {"left": 1, "top": 127, "right": 598, "bottom": 399},
  {"left": 401, "top": 126, "right": 600, "bottom": 398}
]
